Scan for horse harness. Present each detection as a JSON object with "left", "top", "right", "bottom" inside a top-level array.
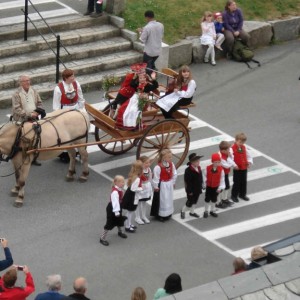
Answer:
[{"left": 0, "top": 110, "right": 89, "bottom": 163}]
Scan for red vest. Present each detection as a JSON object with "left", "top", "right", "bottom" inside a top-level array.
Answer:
[
  {"left": 206, "top": 165, "right": 223, "bottom": 188},
  {"left": 140, "top": 168, "right": 151, "bottom": 183},
  {"left": 58, "top": 81, "right": 79, "bottom": 105},
  {"left": 119, "top": 73, "right": 136, "bottom": 99},
  {"left": 232, "top": 144, "right": 248, "bottom": 170},
  {"left": 159, "top": 162, "right": 173, "bottom": 182},
  {"left": 111, "top": 187, "right": 123, "bottom": 203},
  {"left": 220, "top": 152, "right": 230, "bottom": 175},
  {"left": 181, "top": 84, "right": 188, "bottom": 91}
]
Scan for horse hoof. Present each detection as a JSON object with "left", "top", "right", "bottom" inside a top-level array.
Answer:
[
  {"left": 78, "top": 176, "right": 88, "bottom": 183},
  {"left": 13, "top": 201, "right": 23, "bottom": 208},
  {"left": 65, "top": 176, "right": 75, "bottom": 182}
]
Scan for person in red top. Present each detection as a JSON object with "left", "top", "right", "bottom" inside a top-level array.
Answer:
[
  {"left": 231, "top": 133, "right": 253, "bottom": 203},
  {"left": 99, "top": 175, "right": 127, "bottom": 246},
  {"left": 203, "top": 153, "right": 225, "bottom": 218},
  {"left": 216, "top": 141, "right": 238, "bottom": 209},
  {"left": 0, "top": 265, "right": 35, "bottom": 300}
]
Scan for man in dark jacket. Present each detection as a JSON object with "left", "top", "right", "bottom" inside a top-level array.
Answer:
[
  {"left": 0, "top": 239, "right": 13, "bottom": 272},
  {"left": 66, "top": 277, "right": 90, "bottom": 300}
]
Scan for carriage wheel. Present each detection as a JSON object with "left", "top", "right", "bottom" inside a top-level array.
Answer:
[
  {"left": 136, "top": 119, "right": 190, "bottom": 168},
  {"left": 94, "top": 127, "right": 137, "bottom": 155}
]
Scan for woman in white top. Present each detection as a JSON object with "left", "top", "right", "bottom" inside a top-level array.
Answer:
[
  {"left": 200, "top": 11, "right": 217, "bottom": 66},
  {"left": 53, "top": 69, "right": 85, "bottom": 111}
]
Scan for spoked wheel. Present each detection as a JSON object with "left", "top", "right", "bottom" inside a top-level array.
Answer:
[
  {"left": 136, "top": 119, "right": 190, "bottom": 168},
  {"left": 94, "top": 127, "right": 137, "bottom": 155}
]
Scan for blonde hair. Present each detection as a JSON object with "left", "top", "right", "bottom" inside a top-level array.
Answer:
[
  {"left": 113, "top": 175, "right": 125, "bottom": 187},
  {"left": 202, "top": 11, "right": 213, "bottom": 22},
  {"left": 127, "top": 160, "right": 143, "bottom": 186},
  {"left": 251, "top": 246, "right": 268, "bottom": 261},
  {"left": 131, "top": 287, "right": 147, "bottom": 300},
  {"left": 235, "top": 132, "right": 247, "bottom": 142},
  {"left": 158, "top": 149, "right": 172, "bottom": 163},
  {"left": 139, "top": 156, "right": 150, "bottom": 164},
  {"left": 176, "top": 65, "right": 192, "bottom": 88}
]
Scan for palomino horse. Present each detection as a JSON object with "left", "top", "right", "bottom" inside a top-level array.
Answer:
[{"left": 0, "top": 109, "right": 90, "bottom": 207}]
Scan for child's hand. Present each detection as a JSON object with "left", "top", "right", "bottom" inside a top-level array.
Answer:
[
  {"left": 154, "top": 188, "right": 159, "bottom": 192},
  {"left": 234, "top": 166, "right": 239, "bottom": 170},
  {"left": 217, "top": 189, "right": 222, "bottom": 193},
  {"left": 188, "top": 193, "right": 193, "bottom": 196},
  {"left": 115, "top": 212, "right": 120, "bottom": 217}
]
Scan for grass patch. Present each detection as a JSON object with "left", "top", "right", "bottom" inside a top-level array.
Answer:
[{"left": 121, "top": 0, "right": 300, "bottom": 44}]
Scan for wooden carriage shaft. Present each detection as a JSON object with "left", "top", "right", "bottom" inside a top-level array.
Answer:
[{"left": 26, "top": 135, "right": 142, "bottom": 154}]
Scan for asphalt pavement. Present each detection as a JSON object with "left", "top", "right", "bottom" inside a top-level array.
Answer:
[{"left": 0, "top": 1, "right": 300, "bottom": 299}]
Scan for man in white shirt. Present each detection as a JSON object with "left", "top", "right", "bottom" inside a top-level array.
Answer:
[{"left": 137, "top": 10, "right": 164, "bottom": 74}]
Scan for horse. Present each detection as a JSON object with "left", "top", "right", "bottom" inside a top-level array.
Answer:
[{"left": 0, "top": 109, "right": 90, "bottom": 207}]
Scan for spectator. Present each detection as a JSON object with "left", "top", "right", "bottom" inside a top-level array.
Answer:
[
  {"left": 0, "top": 266, "right": 35, "bottom": 300},
  {"left": 154, "top": 273, "right": 182, "bottom": 299},
  {"left": 83, "top": 0, "right": 103, "bottom": 18},
  {"left": 67, "top": 277, "right": 90, "bottom": 300},
  {"left": 232, "top": 257, "right": 247, "bottom": 275},
  {"left": 0, "top": 239, "right": 13, "bottom": 272},
  {"left": 34, "top": 274, "right": 65, "bottom": 300},
  {"left": 131, "top": 287, "right": 146, "bottom": 300},
  {"left": 222, "top": 1, "right": 250, "bottom": 55},
  {"left": 137, "top": 10, "right": 164, "bottom": 74},
  {"left": 247, "top": 246, "right": 268, "bottom": 270}
]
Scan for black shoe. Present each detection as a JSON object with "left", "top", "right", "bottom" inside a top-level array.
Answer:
[
  {"left": 223, "top": 199, "right": 234, "bottom": 206},
  {"left": 189, "top": 212, "right": 200, "bottom": 218},
  {"left": 90, "top": 12, "right": 102, "bottom": 18},
  {"left": 216, "top": 201, "right": 227, "bottom": 209},
  {"left": 203, "top": 211, "right": 208, "bottom": 218},
  {"left": 158, "top": 217, "right": 165, "bottom": 222},
  {"left": 240, "top": 196, "right": 250, "bottom": 201},
  {"left": 32, "top": 160, "right": 42, "bottom": 166},
  {"left": 180, "top": 211, "right": 185, "bottom": 219},
  {"left": 100, "top": 239, "right": 109, "bottom": 246},
  {"left": 231, "top": 196, "right": 239, "bottom": 203},
  {"left": 130, "top": 225, "right": 137, "bottom": 230},
  {"left": 118, "top": 232, "right": 127, "bottom": 239},
  {"left": 58, "top": 152, "right": 70, "bottom": 163},
  {"left": 210, "top": 211, "right": 218, "bottom": 217},
  {"left": 125, "top": 227, "right": 135, "bottom": 233},
  {"left": 83, "top": 10, "right": 93, "bottom": 16}
]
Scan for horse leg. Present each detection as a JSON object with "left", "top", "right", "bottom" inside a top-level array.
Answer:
[
  {"left": 11, "top": 162, "right": 20, "bottom": 196},
  {"left": 65, "top": 149, "right": 76, "bottom": 182},
  {"left": 12, "top": 155, "right": 31, "bottom": 208},
  {"left": 78, "top": 147, "right": 89, "bottom": 182}
]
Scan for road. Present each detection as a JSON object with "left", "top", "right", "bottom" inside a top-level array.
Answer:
[{"left": 0, "top": 1, "right": 300, "bottom": 299}]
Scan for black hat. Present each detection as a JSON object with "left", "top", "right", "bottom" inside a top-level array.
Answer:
[{"left": 187, "top": 153, "right": 204, "bottom": 164}]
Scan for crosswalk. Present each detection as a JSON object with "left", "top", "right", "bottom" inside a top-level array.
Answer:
[
  {"left": 86, "top": 102, "right": 300, "bottom": 261},
  {"left": 0, "top": 0, "right": 79, "bottom": 27}
]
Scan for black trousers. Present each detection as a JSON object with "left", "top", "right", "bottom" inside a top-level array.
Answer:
[
  {"left": 161, "top": 97, "right": 193, "bottom": 119},
  {"left": 143, "top": 52, "right": 158, "bottom": 75},
  {"left": 231, "top": 169, "right": 248, "bottom": 198},
  {"left": 204, "top": 186, "right": 218, "bottom": 203},
  {"left": 87, "top": 0, "right": 102, "bottom": 13}
]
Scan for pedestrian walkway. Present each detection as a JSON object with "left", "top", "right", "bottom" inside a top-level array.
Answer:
[
  {"left": 86, "top": 102, "right": 300, "bottom": 261},
  {"left": 0, "top": 0, "right": 79, "bottom": 27}
]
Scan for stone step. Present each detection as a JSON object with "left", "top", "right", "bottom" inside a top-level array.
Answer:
[
  {"left": 0, "top": 24, "right": 121, "bottom": 58},
  {"left": 0, "top": 36, "right": 132, "bottom": 73},
  {"left": 0, "top": 14, "right": 110, "bottom": 40},
  {"left": 0, "top": 52, "right": 142, "bottom": 108}
]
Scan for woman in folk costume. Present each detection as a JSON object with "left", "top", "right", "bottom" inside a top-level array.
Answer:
[
  {"left": 156, "top": 65, "right": 196, "bottom": 119},
  {"left": 122, "top": 160, "right": 144, "bottom": 232},
  {"left": 151, "top": 149, "right": 178, "bottom": 222},
  {"left": 135, "top": 156, "right": 153, "bottom": 225},
  {"left": 115, "top": 63, "right": 159, "bottom": 130},
  {"left": 53, "top": 69, "right": 85, "bottom": 111},
  {"left": 180, "top": 153, "right": 204, "bottom": 219}
]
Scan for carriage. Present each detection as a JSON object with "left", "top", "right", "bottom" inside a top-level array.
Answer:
[{"left": 85, "top": 68, "right": 195, "bottom": 168}]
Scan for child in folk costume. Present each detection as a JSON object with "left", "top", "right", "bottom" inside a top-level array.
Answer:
[
  {"left": 135, "top": 156, "right": 153, "bottom": 225},
  {"left": 200, "top": 11, "right": 217, "bottom": 65},
  {"left": 203, "top": 153, "right": 225, "bottom": 218},
  {"left": 122, "top": 160, "right": 144, "bottom": 232},
  {"left": 214, "top": 12, "right": 225, "bottom": 51},
  {"left": 216, "top": 141, "right": 238, "bottom": 209},
  {"left": 180, "top": 153, "right": 204, "bottom": 219},
  {"left": 157, "top": 65, "right": 196, "bottom": 119},
  {"left": 150, "top": 149, "right": 178, "bottom": 222},
  {"left": 99, "top": 175, "right": 127, "bottom": 246},
  {"left": 231, "top": 133, "right": 253, "bottom": 202}
]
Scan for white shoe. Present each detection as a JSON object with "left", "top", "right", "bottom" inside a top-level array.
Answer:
[
  {"left": 142, "top": 217, "right": 150, "bottom": 224},
  {"left": 204, "top": 58, "right": 209, "bottom": 63},
  {"left": 135, "top": 218, "right": 144, "bottom": 225},
  {"left": 211, "top": 61, "right": 216, "bottom": 66}
]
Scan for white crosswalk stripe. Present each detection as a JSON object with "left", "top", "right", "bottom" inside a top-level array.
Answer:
[{"left": 0, "top": 0, "right": 79, "bottom": 26}]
